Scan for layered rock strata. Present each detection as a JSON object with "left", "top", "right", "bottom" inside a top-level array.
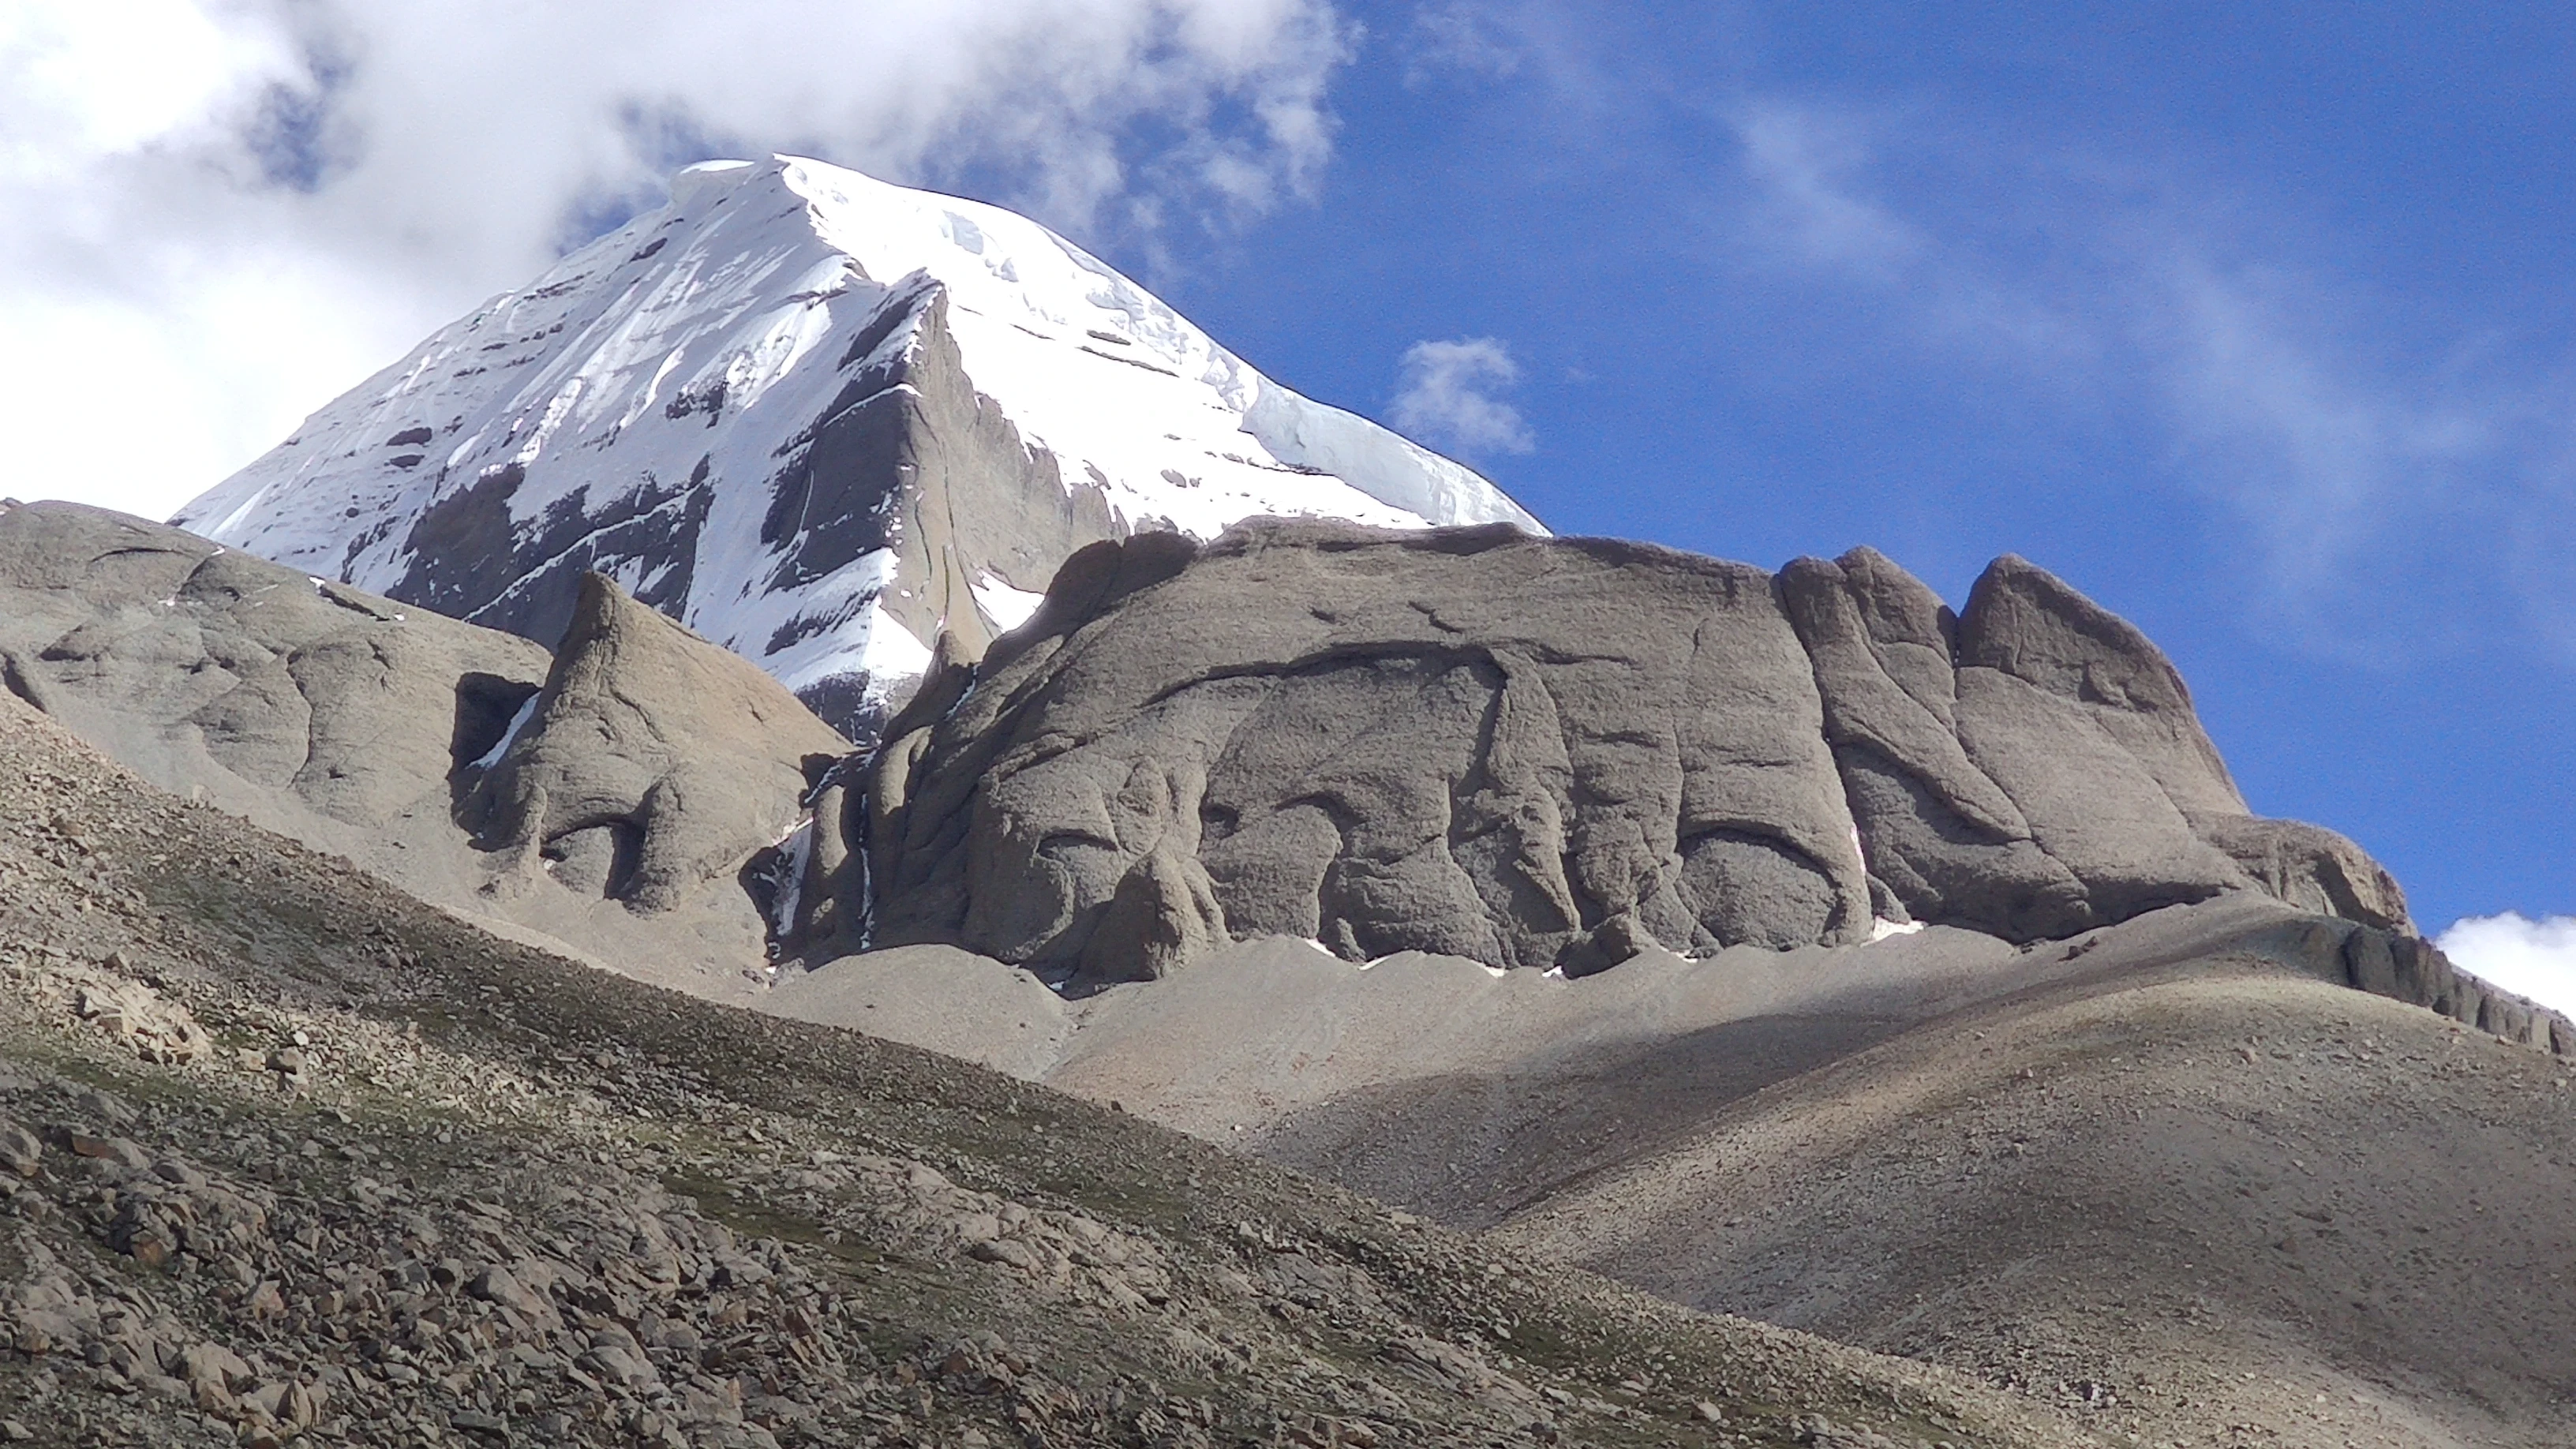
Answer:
[
  {"left": 847, "top": 521, "right": 2406, "bottom": 986},
  {"left": 173, "top": 157, "right": 1538, "bottom": 743}
]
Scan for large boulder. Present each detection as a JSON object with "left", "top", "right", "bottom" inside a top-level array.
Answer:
[
  {"left": 1780, "top": 548, "right": 2297, "bottom": 940},
  {"left": 859, "top": 521, "right": 1870, "bottom": 988},
  {"left": 844, "top": 522, "right": 2409, "bottom": 984},
  {"left": 463, "top": 572, "right": 852, "bottom": 913}
]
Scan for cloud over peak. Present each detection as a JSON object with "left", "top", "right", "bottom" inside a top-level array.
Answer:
[{"left": 0, "top": 0, "right": 1353, "bottom": 519}]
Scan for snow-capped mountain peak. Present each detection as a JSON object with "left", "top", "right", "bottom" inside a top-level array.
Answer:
[{"left": 174, "top": 155, "right": 1542, "bottom": 738}]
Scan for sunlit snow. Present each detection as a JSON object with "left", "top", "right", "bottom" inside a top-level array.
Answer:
[
  {"left": 172, "top": 155, "right": 1541, "bottom": 711},
  {"left": 970, "top": 571, "right": 1046, "bottom": 634}
]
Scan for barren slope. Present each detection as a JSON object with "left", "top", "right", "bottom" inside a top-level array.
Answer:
[
  {"left": 766, "top": 903, "right": 2576, "bottom": 1447},
  {"left": 0, "top": 691, "right": 2086, "bottom": 1449},
  {"left": 1491, "top": 947, "right": 2576, "bottom": 1448}
]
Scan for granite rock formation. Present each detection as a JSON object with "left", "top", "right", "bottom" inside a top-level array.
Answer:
[{"left": 848, "top": 521, "right": 2406, "bottom": 986}]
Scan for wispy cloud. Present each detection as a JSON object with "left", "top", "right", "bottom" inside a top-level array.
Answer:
[
  {"left": 1406, "top": 2, "right": 1525, "bottom": 82},
  {"left": 1711, "top": 94, "right": 2568, "bottom": 657},
  {"left": 1391, "top": 337, "right": 1538, "bottom": 458},
  {"left": 2437, "top": 913, "right": 2576, "bottom": 1019},
  {"left": 0, "top": 0, "right": 1354, "bottom": 519},
  {"left": 1397, "top": 0, "right": 1632, "bottom": 119},
  {"left": 2151, "top": 260, "right": 2498, "bottom": 601},
  {"left": 1732, "top": 103, "right": 1920, "bottom": 279}
]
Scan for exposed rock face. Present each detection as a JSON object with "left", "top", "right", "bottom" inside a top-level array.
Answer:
[
  {"left": 1780, "top": 548, "right": 2261, "bottom": 941},
  {"left": 463, "top": 572, "right": 851, "bottom": 913},
  {"left": 2188, "top": 814, "right": 2409, "bottom": 932},
  {"left": 0, "top": 500, "right": 552, "bottom": 832},
  {"left": 848, "top": 522, "right": 2406, "bottom": 983},
  {"left": 359, "top": 285, "right": 1120, "bottom": 739},
  {"left": 0, "top": 500, "right": 847, "bottom": 990}
]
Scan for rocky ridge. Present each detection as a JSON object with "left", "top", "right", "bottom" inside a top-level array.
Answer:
[
  {"left": 844, "top": 521, "right": 2409, "bottom": 985},
  {"left": 0, "top": 500, "right": 831, "bottom": 998}
]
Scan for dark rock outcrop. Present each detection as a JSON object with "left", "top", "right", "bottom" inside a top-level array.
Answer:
[
  {"left": 2318, "top": 923, "right": 2572, "bottom": 1050},
  {"left": 846, "top": 522, "right": 2408, "bottom": 984}
]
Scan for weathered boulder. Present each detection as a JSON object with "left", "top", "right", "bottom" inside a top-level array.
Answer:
[
  {"left": 463, "top": 571, "right": 851, "bottom": 913},
  {"left": 0, "top": 501, "right": 853, "bottom": 985},
  {"left": 2195, "top": 814, "right": 2409, "bottom": 932},
  {"left": 847, "top": 522, "right": 2408, "bottom": 983},
  {"left": 1780, "top": 548, "right": 2280, "bottom": 940}
]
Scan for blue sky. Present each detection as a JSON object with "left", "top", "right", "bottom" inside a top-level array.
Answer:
[
  {"left": 1141, "top": 3, "right": 2575, "bottom": 938},
  {"left": 3, "top": 2, "right": 2566, "bottom": 953}
]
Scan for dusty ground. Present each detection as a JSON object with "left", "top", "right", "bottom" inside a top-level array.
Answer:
[
  {"left": 774, "top": 904, "right": 2576, "bottom": 1447},
  {"left": 1490, "top": 960, "right": 2576, "bottom": 1449},
  {"left": 0, "top": 691, "right": 2090, "bottom": 1447}
]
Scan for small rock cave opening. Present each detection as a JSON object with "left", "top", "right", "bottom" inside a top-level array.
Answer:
[
  {"left": 542, "top": 820, "right": 645, "bottom": 900},
  {"left": 447, "top": 672, "right": 543, "bottom": 777}
]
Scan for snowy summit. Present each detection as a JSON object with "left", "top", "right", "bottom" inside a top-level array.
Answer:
[{"left": 174, "top": 155, "right": 1542, "bottom": 737}]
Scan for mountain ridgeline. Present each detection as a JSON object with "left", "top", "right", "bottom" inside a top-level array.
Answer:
[
  {"left": 172, "top": 156, "right": 1536, "bottom": 744},
  {"left": 818, "top": 520, "right": 2409, "bottom": 984},
  {"left": 4, "top": 149, "right": 2574, "bottom": 1449}
]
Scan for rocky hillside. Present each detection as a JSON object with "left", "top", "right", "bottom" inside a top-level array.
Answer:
[
  {"left": 170, "top": 157, "right": 1537, "bottom": 741},
  {"left": 0, "top": 691, "right": 2089, "bottom": 1449},
  {"left": 745, "top": 900, "right": 2576, "bottom": 1447},
  {"left": 13, "top": 492, "right": 2570, "bottom": 1447},
  {"left": 0, "top": 499, "right": 839, "bottom": 998},
  {"left": 1490, "top": 914, "right": 2576, "bottom": 1449}
]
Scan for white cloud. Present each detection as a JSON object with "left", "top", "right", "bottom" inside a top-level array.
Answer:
[
  {"left": 1390, "top": 337, "right": 1537, "bottom": 457},
  {"left": 0, "top": 0, "right": 1351, "bottom": 520},
  {"left": 1732, "top": 103, "right": 1921, "bottom": 279},
  {"left": 1406, "top": 3, "right": 1525, "bottom": 82},
  {"left": 2436, "top": 913, "right": 2576, "bottom": 1020}
]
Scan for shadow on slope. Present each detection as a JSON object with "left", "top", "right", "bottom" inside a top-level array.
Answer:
[
  {"left": 1490, "top": 955, "right": 2576, "bottom": 1449},
  {"left": 0, "top": 691, "right": 2084, "bottom": 1449},
  {"left": 771, "top": 900, "right": 2576, "bottom": 1447}
]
